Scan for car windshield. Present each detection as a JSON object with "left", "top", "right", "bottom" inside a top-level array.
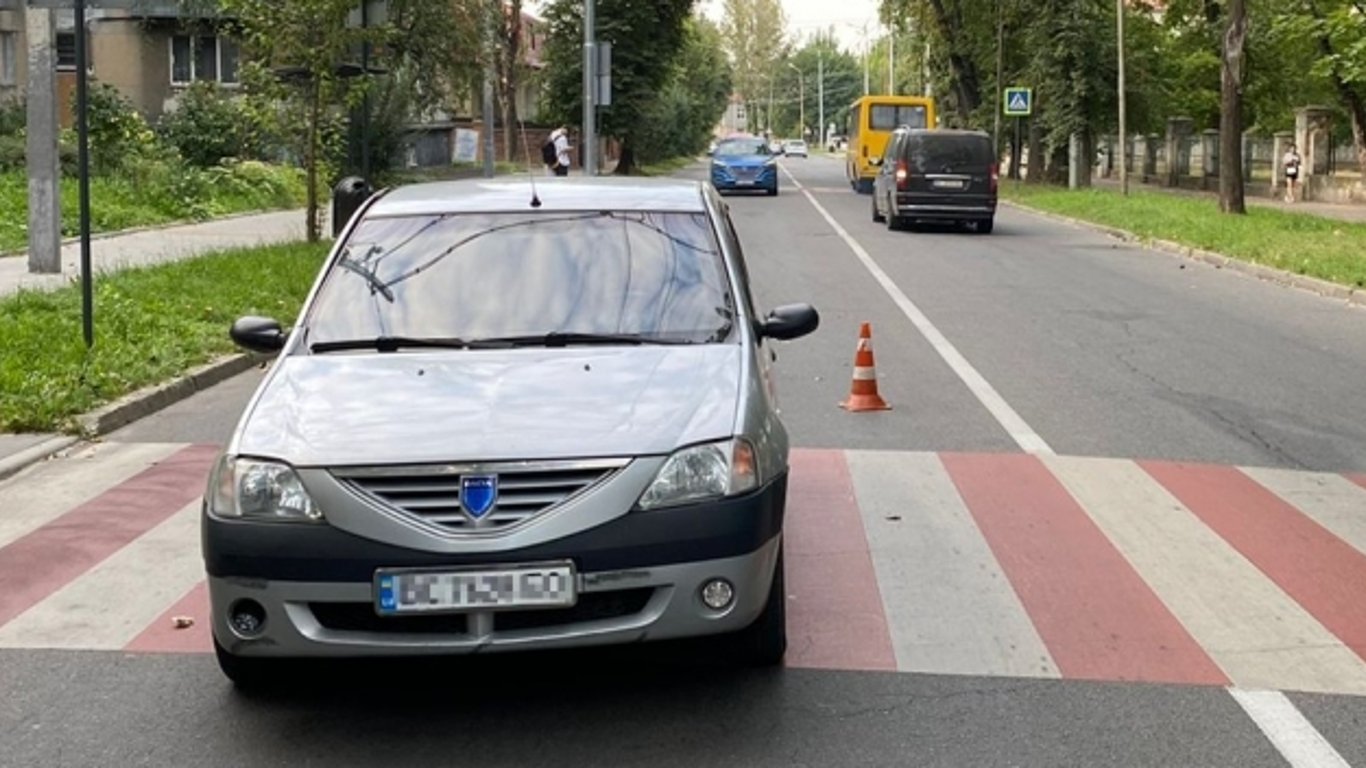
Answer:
[
  {"left": 715, "top": 139, "right": 768, "bottom": 157},
  {"left": 870, "top": 104, "right": 928, "bottom": 131},
  {"left": 307, "top": 211, "right": 735, "bottom": 346},
  {"left": 909, "top": 135, "right": 992, "bottom": 171}
]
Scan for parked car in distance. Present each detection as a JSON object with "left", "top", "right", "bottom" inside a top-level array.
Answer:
[
  {"left": 782, "top": 140, "right": 808, "bottom": 158},
  {"left": 871, "top": 128, "right": 998, "bottom": 233},
  {"left": 207, "top": 177, "right": 818, "bottom": 687},
  {"left": 710, "top": 136, "right": 780, "bottom": 196}
]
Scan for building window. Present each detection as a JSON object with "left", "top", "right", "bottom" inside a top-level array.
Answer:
[
  {"left": 56, "top": 32, "right": 77, "bottom": 71},
  {"left": 0, "top": 31, "right": 16, "bottom": 86},
  {"left": 170, "top": 34, "right": 240, "bottom": 85}
]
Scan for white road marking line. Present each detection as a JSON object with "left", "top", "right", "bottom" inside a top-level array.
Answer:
[
  {"left": 848, "top": 450, "right": 1060, "bottom": 678},
  {"left": 781, "top": 165, "right": 1053, "bottom": 454},
  {"left": 1229, "top": 689, "right": 1351, "bottom": 768}
]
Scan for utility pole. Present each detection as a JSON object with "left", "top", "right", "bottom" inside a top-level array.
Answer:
[
  {"left": 1116, "top": 0, "right": 1128, "bottom": 195},
  {"left": 994, "top": 0, "right": 1003, "bottom": 156},
  {"left": 788, "top": 63, "right": 804, "bottom": 139},
  {"left": 818, "top": 53, "right": 825, "bottom": 148},
  {"left": 582, "top": 0, "right": 597, "bottom": 175},
  {"left": 25, "top": 7, "right": 60, "bottom": 276},
  {"left": 482, "top": 0, "right": 496, "bottom": 178},
  {"left": 888, "top": 28, "right": 895, "bottom": 94}
]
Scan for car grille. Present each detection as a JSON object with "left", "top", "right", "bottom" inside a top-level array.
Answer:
[{"left": 333, "top": 459, "right": 629, "bottom": 533}]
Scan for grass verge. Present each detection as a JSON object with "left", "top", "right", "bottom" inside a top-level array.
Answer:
[
  {"left": 0, "top": 163, "right": 306, "bottom": 255},
  {"left": 638, "top": 156, "right": 699, "bottom": 176},
  {"left": 0, "top": 241, "right": 328, "bottom": 433},
  {"left": 1002, "top": 183, "right": 1366, "bottom": 289}
]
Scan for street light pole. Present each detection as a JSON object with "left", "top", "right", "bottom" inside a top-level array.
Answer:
[
  {"left": 818, "top": 52, "right": 825, "bottom": 149},
  {"left": 788, "top": 62, "right": 804, "bottom": 138},
  {"left": 1117, "top": 0, "right": 1128, "bottom": 195},
  {"left": 889, "top": 28, "right": 895, "bottom": 94}
]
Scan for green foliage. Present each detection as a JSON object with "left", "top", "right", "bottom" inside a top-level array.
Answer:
[
  {"left": 539, "top": 0, "right": 696, "bottom": 170},
  {"left": 0, "top": 161, "right": 305, "bottom": 254},
  {"left": 83, "top": 82, "right": 164, "bottom": 173},
  {"left": 720, "top": 0, "right": 787, "bottom": 110},
  {"left": 769, "top": 33, "right": 863, "bottom": 141},
  {"left": 0, "top": 241, "right": 328, "bottom": 432},
  {"left": 0, "top": 98, "right": 25, "bottom": 136},
  {"left": 1005, "top": 184, "right": 1366, "bottom": 288},
  {"left": 634, "top": 18, "right": 733, "bottom": 163},
  {"left": 158, "top": 82, "right": 266, "bottom": 167}
]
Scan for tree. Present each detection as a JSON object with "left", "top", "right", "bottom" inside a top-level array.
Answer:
[
  {"left": 634, "top": 18, "right": 733, "bottom": 163},
  {"left": 496, "top": 0, "right": 526, "bottom": 163},
  {"left": 720, "top": 0, "right": 788, "bottom": 132},
  {"left": 1270, "top": 0, "right": 1366, "bottom": 175},
  {"left": 1220, "top": 0, "right": 1247, "bottom": 213},
  {"left": 539, "top": 0, "right": 694, "bottom": 173}
]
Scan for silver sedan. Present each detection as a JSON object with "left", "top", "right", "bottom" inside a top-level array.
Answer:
[{"left": 205, "top": 177, "right": 819, "bottom": 686}]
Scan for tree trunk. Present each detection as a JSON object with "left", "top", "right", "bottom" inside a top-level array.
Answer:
[
  {"left": 305, "top": 81, "right": 321, "bottom": 243},
  {"left": 614, "top": 143, "right": 636, "bottom": 175},
  {"left": 500, "top": 0, "right": 523, "bottom": 163},
  {"left": 1219, "top": 0, "right": 1246, "bottom": 214},
  {"left": 1026, "top": 119, "right": 1044, "bottom": 183}
]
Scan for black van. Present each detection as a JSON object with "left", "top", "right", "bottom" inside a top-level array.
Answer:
[{"left": 871, "top": 128, "right": 998, "bottom": 233}]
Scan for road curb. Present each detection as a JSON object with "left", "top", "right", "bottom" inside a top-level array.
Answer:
[
  {"left": 0, "top": 435, "right": 81, "bottom": 482},
  {"left": 1001, "top": 200, "right": 1364, "bottom": 306},
  {"left": 75, "top": 353, "right": 266, "bottom": 438}
]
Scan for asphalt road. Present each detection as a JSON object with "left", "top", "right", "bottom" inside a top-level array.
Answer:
[{"left": 5, "top": 156, "right": 1366, "bottom": 767}]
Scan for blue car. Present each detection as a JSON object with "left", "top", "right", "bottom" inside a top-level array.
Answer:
[{"left": 710, "top": 136, "right": 779, "bottom": 196}]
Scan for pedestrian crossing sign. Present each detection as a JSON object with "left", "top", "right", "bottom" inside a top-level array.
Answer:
[{"left": 1004, "top": 87, "right": 1032, "bottom": 116}]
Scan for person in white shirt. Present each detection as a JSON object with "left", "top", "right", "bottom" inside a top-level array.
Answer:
[
  {"left": 549, "top": 126, "right": 573, "bottom": 176},
  {"left": 1283, "top": 143, "right": 1301, "bottom": 203}
]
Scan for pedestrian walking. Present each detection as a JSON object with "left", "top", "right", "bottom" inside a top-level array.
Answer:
[
  {"left": 1283, "top": 142, "right": 1302, "bottom": 203},
  {"left": 542, "top": 126, "right": 573, "bottom": 177}
]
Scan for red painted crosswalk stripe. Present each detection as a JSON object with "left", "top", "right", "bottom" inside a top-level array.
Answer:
[
  {"left": 784, "top": 449, "right": 896, "bottom": 671},
  {"left": 1348, "top": 474, "right": 1366, "bottom": 494},
  {"left": 1144, "top": 462, "right": 1366, "bottom": 661},
  {"left": 942, "top": 453, "right": 1228, "bottom": 686},
  {"left": 125, "top": 581, "right": 212, "bottom": 654},
  {"left": 0, "top": 444, "right": 218, "bottom": 629}
]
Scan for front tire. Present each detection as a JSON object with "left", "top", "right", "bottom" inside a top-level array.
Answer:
[
  {"left": 977, "top": 218, "right": 994, "bottom": 234},
  {"left": 215, "top": 638, "right": 275, "bottom": 689},
  {"left": 736, "top": 547, "right": 787, "bottom": 667},
  {"left": 767, "top": 185, "right": 778, "bottom": 197}
]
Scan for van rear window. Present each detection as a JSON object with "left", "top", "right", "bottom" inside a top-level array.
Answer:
[
  {"left": 908, "top": 135, "right": 993, "bottom": 170},
  {"left": 869, "top": 105, "right": 928, "bottom": 131}
]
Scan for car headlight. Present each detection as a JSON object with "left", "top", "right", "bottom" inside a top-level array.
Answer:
[
  {"left": 208, "top": 455, "right": 324, "bottom": 522},
  {"left": 765, "top": 158, "right": 777, "bottom": 166},
  {"left": 637, "top": 438, "right": 759, "bottom": 510},
  {"left": 712, "top": 160, "right": 726, "bottom": 170}
]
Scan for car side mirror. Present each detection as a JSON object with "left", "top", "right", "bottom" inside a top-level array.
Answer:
[
  {"left": 760, "top": 304, "right": 819, "bottom": 341},
  {"left": 230, "top": 315, "right": 288, "bottom": 354}
]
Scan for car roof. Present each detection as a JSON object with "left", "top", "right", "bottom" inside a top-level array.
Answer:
[
  {"left": 366, "top": 177, "right": 709, "bottom": 217},
  {"left": 897, "top": 128, "right": 991, "bottom": 139}
]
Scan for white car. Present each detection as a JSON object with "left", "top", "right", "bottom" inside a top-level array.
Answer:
[{"left": 782, "top": 140, "right": 808, "bottom": 158}]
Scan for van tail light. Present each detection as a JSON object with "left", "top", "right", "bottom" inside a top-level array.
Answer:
[
  {"left": 990, "top": 163, "right": 999, "bottom": 193},
  {"left": 895, "top": 159, "right": 910, "bottom": 190}
]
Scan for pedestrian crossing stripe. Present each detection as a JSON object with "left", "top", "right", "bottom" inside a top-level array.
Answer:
[
  {"left": 3, "top": 441, "right": 1366, "bottom": 698},
  {"left": 1004, "top": 88, "right": 1032, "bottom": 116}
]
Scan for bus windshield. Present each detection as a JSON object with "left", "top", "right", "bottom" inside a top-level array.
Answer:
[{"left": 870, "top": 104, "right": 928, "bottom": 131}]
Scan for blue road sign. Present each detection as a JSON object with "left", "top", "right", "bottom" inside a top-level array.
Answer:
[{"left": 1004, "top": 87, "right": 1032, "bottom": 117}]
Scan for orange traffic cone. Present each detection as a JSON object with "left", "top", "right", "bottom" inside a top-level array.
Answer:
[{"left": 840, "top": 322, "right": 892, "bottom": 412}]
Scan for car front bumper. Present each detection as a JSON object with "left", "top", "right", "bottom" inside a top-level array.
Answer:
[
  {"left": 710, "top": 165, "right": 777, "bottom": 191},
  {"left": 205, "top": 475, "right": 786, "bottom": 658}
]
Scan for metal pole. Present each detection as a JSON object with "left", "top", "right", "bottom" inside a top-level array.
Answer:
[
  {"left": 994, "top": 0, "right": 1003, "bottom": 156},
  {"left": 818, "top": 53, "right": 825, "bottom": 148},
  {"left": 481, "top": 0, "right": 496, "bottom": 178},
  {"left": 360, "top": 0, "right": 370, "bottom": 182},
  {"left": 1116, "top": 0, "right": 1128, "bottom": 195},
  {"left": 582, "top": 0, "right": 597, "bottom": 175},
  {"left": 75, "top": 0, "right": 94, "bottom": 348},
  {"left": 888, "top": 28, "right": 894, "bottom": 94},
  {"left": 863, "top": 37, "right": 869, "bottom": 95}
]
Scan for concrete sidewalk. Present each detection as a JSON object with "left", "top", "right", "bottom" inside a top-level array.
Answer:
[
  {"left": 0, "top": 208, "right": 311, "bottom": 299},
  {"left": 1092, "top": 178, "right": 1366, "bottom": 224}
]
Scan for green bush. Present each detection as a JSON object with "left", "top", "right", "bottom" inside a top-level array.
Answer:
[
  {"left": 158, "top": 82, "right": 261, "bottom": 167},
  {"left": 83, "top": 82, "right": 163, "bottom": 173},
  {"left": 0, "top": 98, "right": 25, "bottom": 136}
]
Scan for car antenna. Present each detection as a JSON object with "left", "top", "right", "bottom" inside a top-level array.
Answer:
[{"left": 517, "top": 115, "right": 542, "bottom": 208}]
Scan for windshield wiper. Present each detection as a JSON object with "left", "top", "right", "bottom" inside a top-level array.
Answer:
[
  {"left": 311, "top": 336, "right": 469, "bottom": 353},
  {"left": 336, "top": 248, "right": 395, "bottom": 303},
  {"left": 467, "top": 332, "right": 700, "bottom": 348}
]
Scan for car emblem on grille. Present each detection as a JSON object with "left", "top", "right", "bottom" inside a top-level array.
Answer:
[{"left": 460, "top": 475, "right": 498, "bottom": 520}]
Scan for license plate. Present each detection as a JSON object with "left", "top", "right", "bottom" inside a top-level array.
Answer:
[
  {"left": 933, "top": 179, "right": 966, "bottom": 189},
  {"left": 736, "top": 178, "right": 756, "bottom": 186},
  {"left": 375, "top": 562, "right": 576, "bottom": 615}
]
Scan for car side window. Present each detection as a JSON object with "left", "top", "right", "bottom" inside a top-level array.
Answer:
[{"left": 716, "top": 204, "right": 759, "bottom": 322}]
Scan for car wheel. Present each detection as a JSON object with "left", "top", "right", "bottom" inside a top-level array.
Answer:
[
  {"left": 977, "top": 218, "right": 995, "bottom": 234},
  {"left": 736, "top": 546, "right": 787, "bottom": 667},
  {"left": 215, "top": 638, "right": 276, "bottom": 689},
  {"left": 767, "top": 185, "right": 778, "bottom": 197},
  {"left": 871, "top": 192, "right": 885, "bottom": 223},
  {"left": 885, "top": 197, "right": 904, "bottom": 231}
]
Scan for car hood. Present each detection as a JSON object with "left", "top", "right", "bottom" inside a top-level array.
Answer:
[{"left": 235, "top": 345, "right": 743, "bottom": 466}]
